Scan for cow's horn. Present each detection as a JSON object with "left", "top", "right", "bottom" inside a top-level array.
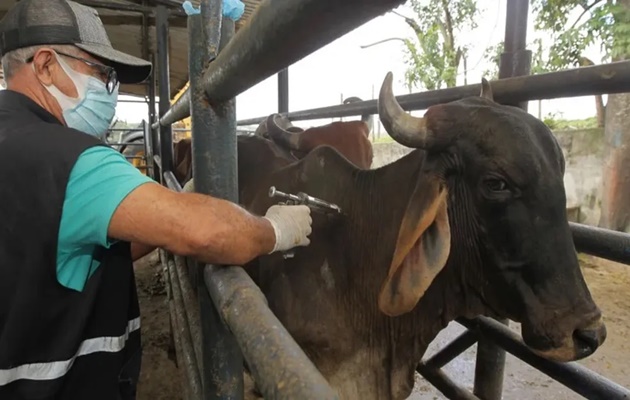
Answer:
[
  {"left": 378, "top": 72, "right": 431, "bottom": 149},
  {"left": 266, "top": 113, "right": 301, "bottom": 150},
  {"left": 480, "top": 77, "right": 494, "bottom": 101}
]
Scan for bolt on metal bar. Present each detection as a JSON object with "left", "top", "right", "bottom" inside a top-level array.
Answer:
[
  {"left": 458, "top": 316, "right": 630, "bottom": 399},
  {"left": 153, "top": 0, "right": 406, "bottom": 128},
  {"left": 236, "top": 60, "right": 630, "bottom": 125}
]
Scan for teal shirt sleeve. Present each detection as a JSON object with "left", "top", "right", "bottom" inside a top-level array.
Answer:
[{"left": 56, "top": 145, "right": 156, "bottom": 291}]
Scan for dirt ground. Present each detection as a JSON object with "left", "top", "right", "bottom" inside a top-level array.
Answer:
[{"left": 133, "top": 251, "right": 630, "bottom": 399}]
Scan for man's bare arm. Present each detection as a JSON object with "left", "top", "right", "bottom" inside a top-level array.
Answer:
[
  {"left": 130, "top": 242, "right": 157, "bottom": 261},
  {"left": 108, "top": 182, "right": 277, "bottom": 266}
]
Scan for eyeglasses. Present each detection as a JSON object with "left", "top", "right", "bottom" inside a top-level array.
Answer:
[{"left": 26, "top": 50, "right": 119, "bottom": 94}]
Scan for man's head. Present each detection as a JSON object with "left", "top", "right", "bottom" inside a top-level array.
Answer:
[{"left": 0, "top": 0, "right": 152, "bottom": 138}]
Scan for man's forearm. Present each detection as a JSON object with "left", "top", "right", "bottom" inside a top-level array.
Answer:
[
  {"left": 109, "top": 183, "right": 276, "bottom": 266},
  {"left": 131, "top": 242, "right": 157, "bottom": 261},
  {"left": 173, "top": 191, "right": 276, "bottom": 264}
]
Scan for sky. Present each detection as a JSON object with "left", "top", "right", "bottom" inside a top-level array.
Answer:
[{"left": 115, "top": 0, "right": 606, "bottom": 129}]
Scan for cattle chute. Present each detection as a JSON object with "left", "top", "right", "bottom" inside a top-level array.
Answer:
[{"left": 76, "top": 0, "right": 630, "bottom": 398}]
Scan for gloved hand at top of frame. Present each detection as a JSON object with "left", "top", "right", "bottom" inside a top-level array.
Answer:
[
  {"left": 181, "top": 0, "right": 244, "bottom": 21},
  {"left": 222, "top": 0, "right": 244, "bottom": 21}
]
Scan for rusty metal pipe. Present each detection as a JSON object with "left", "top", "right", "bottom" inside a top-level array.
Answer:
[
  {"left": 165, "top": 255, "right": 203, "bottom": 399},
  {"left": 155, "top": 0, "right": 406, "bottom": 127},
  {"left": 459, "top": 316, "right": 630, "bottom": 399},
  {"left": 203, "top": 266, "right": 339, "bottom": 399},
  {"left": 236, "top": 60, "right": 630, "bottom": 125},
  {"left": 173, "top": 255, "right": 202, "bottom": 373}
]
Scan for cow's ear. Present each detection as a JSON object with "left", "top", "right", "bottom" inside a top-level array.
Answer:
[{"left": 378, "top": 175, "right": 451, "bottom": 317}]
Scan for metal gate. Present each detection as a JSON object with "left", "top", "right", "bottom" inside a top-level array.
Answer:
[{"left": 144, "top": 0, "right": 630, "bottom": 399}]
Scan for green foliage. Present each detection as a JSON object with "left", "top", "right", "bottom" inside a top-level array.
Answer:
[
  {"left": 542, "top": 115, "right": 600, "bottom": 130},
  {"left": 399, "top": 0, "right": 480, "bottom": 91},
  {"left": 531, "top": 0, "right": 630, "bottom": 67}
]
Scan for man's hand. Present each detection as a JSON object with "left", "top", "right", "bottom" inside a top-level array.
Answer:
[{"left": 263, "top": 205, "right": 312, "bottom": 253}]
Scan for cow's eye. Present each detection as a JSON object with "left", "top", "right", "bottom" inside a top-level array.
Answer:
[{"left": 485, "top": 178, "right": 507, "bottom": 192}]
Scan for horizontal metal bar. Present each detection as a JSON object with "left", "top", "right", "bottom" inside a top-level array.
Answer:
[
  {"left": 458, "top": 316, "right": 630, "bottom": 399},
  {"left": 163, "top": 170, "right": 183, "bottom": 192},
  {"left": 416, "top": 363, "right": 481, "bottom": 400},
  {"left": 570, "top": 222, "right": 630, "bottom": 264},
  {"left": 76, "top": 0, "right": 187, "bottom": 17},
  {"left": 237, "top": 60, "right": 630, "bottom": 125},
  {"left": 108, "top": 142, "right": 145, "bottom": 146},
  {"left": 202, "top": 266, "right": 338, "bottom": 399},
  {"left": 117, "top": 98, "right": 149, "bottom": 103},
  {"left": 155, "top": 0, "right": 406, "bottom": 127},
  {"left": 108, "top": 128, "right": 144, "bottom": 132}
]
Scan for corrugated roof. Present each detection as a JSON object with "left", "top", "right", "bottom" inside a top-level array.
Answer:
[{"left": 0, "top": 0, "right": 263, "bottom": 99}]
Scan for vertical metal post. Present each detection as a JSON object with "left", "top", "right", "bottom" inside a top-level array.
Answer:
[
  {"left": 277, "top": 68, "right": 289, "bottom": 113},
  {"left": 157, "top": 5, "right": 173, "bottom": 176},
  {"left": 148, "top": 54, "right": 158, "bottom": 180},
  {"left": 473, "top": 1, "right": 532, "bottom": 400},
  {"left": 189, "top": 0, "right": 244, "bottom": 397}
]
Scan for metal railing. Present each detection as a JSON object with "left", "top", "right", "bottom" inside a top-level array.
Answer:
[{"left": 147, "top": 0, "right": 630, "bottom": 399}]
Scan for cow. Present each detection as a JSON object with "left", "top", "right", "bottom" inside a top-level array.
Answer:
[
  {"left": 263, "top": 114, "right": 373, "bottom": 170},
  {"left": 237, "top": 72, "right": 606, "bottom": 399},
  {"left": 343, "top": 95, "right": 374, "bottom": 134},
  {"left": 177, "top": 112, "right": 375, "bottom": 195}
]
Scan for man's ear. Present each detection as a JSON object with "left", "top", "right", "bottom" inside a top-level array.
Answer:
[
  {"left": 31, "top": 49, "right": 56, "bottom": 86},
  {"left": 378, "top": 173, "right": 451, "bottom": 317}
]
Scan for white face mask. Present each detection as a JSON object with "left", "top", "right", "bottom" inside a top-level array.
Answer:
[{"left": 37, "top": 51, "right": 119, "bottom": 138}]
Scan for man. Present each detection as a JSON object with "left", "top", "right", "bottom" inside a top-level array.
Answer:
[{"left": 0, "top": 1, "right": 313, "bottom": 399}]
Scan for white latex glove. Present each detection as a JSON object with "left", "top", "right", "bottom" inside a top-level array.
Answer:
[{"left": 263, "top": 205, "right": 313, "bottom": 253}]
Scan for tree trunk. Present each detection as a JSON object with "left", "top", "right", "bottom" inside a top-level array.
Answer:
[
  {"left": 598, "top": 0, "right": 630, "bottom": 231},
  {"left": 578, "top": 57, "right": 606, "bottom": 127},
  {"left": 594, "top": 94, "right": 606, "bottom": 128},
  {"left": 598, "top": 92, "right": 630, "bottom": 231}
]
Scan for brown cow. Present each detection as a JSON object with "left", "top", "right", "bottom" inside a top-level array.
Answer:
[
  {"left": 265, "top": 113, "right": 373, "bottom": 170},
  {"left": 237, "top": 72, "right": 606, "bottom": 399},
  {"left": 176, "top": 113, "right": 375, "bottom": 194}
]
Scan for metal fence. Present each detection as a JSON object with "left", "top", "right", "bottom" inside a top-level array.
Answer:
[{"left": 145, "top": 0, "right": 630, "bottom": 399}]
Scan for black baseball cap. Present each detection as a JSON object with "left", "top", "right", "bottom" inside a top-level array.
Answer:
[{"left": 0, "top": 0, "right": 152, "bottom": 84}]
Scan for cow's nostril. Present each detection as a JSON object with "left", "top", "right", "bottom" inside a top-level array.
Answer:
[{"left": 573, "top": 326, "right": 606, "bottom": 358}]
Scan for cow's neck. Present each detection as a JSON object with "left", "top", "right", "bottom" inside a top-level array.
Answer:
[{"left": 329, "top": 149, "right": 488, "bottom": 399}]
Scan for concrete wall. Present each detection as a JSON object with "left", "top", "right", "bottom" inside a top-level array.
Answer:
[{"left": 370, "top": 127, "right": 605, "bottom": 225}]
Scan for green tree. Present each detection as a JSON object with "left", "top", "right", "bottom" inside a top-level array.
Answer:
[
  {"left": 396, "top": 0, "right": 480, "bottom": 91},
  {"left": 532, "top": 0, "right": 630, "bottom": 231}
]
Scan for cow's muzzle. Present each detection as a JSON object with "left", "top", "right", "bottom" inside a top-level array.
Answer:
[{"left": 525, "top": 311, "right": 606, "bottom": 362}]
